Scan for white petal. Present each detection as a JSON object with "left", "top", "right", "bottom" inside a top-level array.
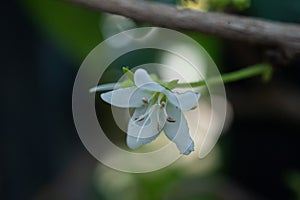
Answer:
[
  {"left": 126, "top": 134, "right": 159, "bottom": 149},
  {"left": 134, "top": 69, "right": 154, "bottom": 87},
  {"left": 164, "top": 104, "right": 194, "bottom": 155},
  {"left": 164, "top": 90, "right": 179, "bottom": 107},
  {"left": 127, "top": 135, "right": 142, "bottom": 149},
  {"left": 134, "top": 69, "right": 165, "bottom": 92},
  {"left": 127, "top": 104, "right": 166, "bottom": 139},
  {"left": 89, "top": 83, "right": 119, "bottom": 93},
  {"left": 139, "top": 82, "right": 166, "bottom": 93},
  {"left": 167, "top": 91, "right": 200, "bottom": 111},
  {"left": 101, "top": 87, "right": 153, "bottom": 108},
  {"left": 129, "top": 105, "right": 150, "bottom": 127}
]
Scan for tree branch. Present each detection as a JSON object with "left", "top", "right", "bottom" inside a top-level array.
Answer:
[{"left": 66, "top": 0, "right": 300, "bottom": 59}]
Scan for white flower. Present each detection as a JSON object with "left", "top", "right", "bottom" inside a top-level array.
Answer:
[{"left": 94, "top": 69, "right": 200, "bottom": 155}]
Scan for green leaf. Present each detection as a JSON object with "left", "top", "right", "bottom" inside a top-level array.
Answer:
[
  {"left": 150, "top": 74, "right": 159, "bottom": 82},
  {"left": 165, "top": 79, "right": 179, "bottom": 90},
  {"left": 122, "top": 67, "right": 134, "bottom": 81},
  {"left": 120, "top": 79, "right": 135, "bottom": 88}
]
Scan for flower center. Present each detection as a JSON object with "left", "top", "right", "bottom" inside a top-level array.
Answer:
[{"left": 135, "top": 92, "right": 176, "bottom": 124}]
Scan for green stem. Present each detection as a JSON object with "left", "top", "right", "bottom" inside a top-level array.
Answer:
[{"left": 176, "top": 63, "right": 273, "bottom": 88}]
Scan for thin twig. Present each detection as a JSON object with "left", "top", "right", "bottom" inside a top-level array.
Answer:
[{"left": 65, "top": 0, "right": 300, "bottom": 59}]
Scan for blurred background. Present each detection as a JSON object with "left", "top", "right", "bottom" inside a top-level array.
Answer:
[{"left": 1, "top": 0, "right": 300, "bottom": 199}]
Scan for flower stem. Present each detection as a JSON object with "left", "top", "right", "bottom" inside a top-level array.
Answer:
[{"left": 176, "top": 63, "right": 273, "bottom": 88}]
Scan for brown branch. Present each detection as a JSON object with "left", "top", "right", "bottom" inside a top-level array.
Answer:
[{"left": 66, "top": 0, "right": 300, "bottom": 59}]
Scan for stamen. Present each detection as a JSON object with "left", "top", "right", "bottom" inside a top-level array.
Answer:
[
  {"left": 134, "top": 104, "right": 155, "bottom": 123},
  {"left": 167, "top": 117, "right": 176, "bottom": 123},
  {"left": 136, "top": 105, "right": 157, "bottom": 139},
  {"left": 160, "top": 101, "right": 165, "bottom": 109},
  {"left": 148, "top": 93, "right": 156, "bottom": 102},
  {"left": 135, "top": 116, "right": 145, "bottom": 122},
  {"left": 157, "top": 93, "right": 164, "bottom": 104},
  {"left": 142, "top": 97, "right": 149, "bottom": 104}
]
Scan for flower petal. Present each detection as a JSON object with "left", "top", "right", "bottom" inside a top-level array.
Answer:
[
  {"left": 127, "top": 104, "right": 166, "bottom": 139},
  {"left": 126, "top": 134, "right": 159, "bottom": 149},
  {"left": 164, "top": 104, "right": 194, "bottom": 155},
  {"left": 134, "top": 69, "right": 165, "bottom": 92},
  {"left": 139, "top": 83, "right": 166, "bottom": 93},
  {"left": 101, "top": 87, "right": 153, "bottom": 108},
  {"left": 134, "top": 69, "right": 154, "bottom": 87},
  {"left": 166, "top": 90, "right": 200, "bottom": 111}
]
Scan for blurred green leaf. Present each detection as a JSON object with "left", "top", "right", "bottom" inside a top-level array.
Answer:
[
  {"left": 20, "top": 0, "right": 103, "bottom": 60},
  {"left": 286, "top": 170, "right": 300, "bottom": 199},
  {"left": 208, "top": 0, "right": 250, "bottom": 11},
  {"left": 232, "top": 0, "right": 250, "bottom": 10}
]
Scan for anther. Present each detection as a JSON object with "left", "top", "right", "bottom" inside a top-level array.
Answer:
[
  {"left": 167, "top": 117, "right": 176, "bottom": 123},
  {"left": 160, "top": 101, "right": 166, "bottom": 109},
  {"left": 135, "top": 116, "right": 145, "bottom": 122},
  {"left": 142, "top": 98, "right": 149, "bottom": 104}
]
